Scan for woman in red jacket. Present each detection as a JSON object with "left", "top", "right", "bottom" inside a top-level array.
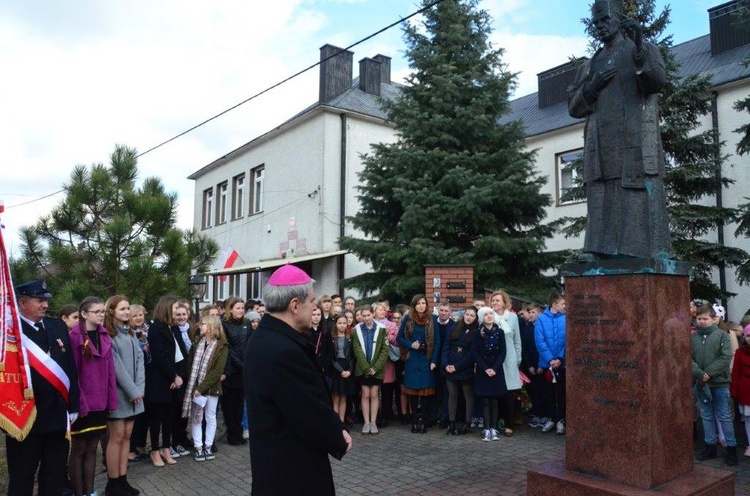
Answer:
[{"left": 730, "top": 325, "right": 750, "bottom": 458}]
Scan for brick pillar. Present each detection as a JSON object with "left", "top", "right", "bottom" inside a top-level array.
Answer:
[{"left": 424, "top": 265, "right": 474, "bottom": 314}]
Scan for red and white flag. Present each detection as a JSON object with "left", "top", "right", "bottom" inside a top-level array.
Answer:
[
  {"left": 0, "top": 215, "right": 36, "bottom": 440},
  {"left": 218, "top": 248, "right": 241, "bottom": 282}
]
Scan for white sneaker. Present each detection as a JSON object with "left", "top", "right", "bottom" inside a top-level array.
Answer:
[
  {"left": 556, "top": 420, "right": 566, "bottom": 435},
  {"left": 490, "top": 428, "right": 500, "bottom": 441},
  {"left": 370, "top": 424, "right": 379, "bottom": 434},
  {"left": 477, "top": 417, "right": 485, "bottom": 428},
  {"left": 542, "top": 420, "right": 556, "bottom": 433},
  {"left": 204, "top": 446, "right": 215, "bottom": 460},
  {"left": 744, "top": 446, "right": 750, "bottom": 458},
  {"left": 481, "top": 429, "right": 492, "bottom": 442},
  {"left": 470, "top": 417, "right": 479, "bottom": 428},
  {"left": 194, "top": 448, "right": 206, "bottom": 462},
  {"left": 174, "top": 444, "right": 190, "bottom": 456},
  {"left": 362, "top": 423, "right": 371, "bottom": 434},
  {"left": 169, "top": 446, "right": 180, "bottom": 458},
  {"left": 242, "top": 429, "right": 249, "bottom": 440}
]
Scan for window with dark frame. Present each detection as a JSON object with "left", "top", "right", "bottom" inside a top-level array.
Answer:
[
  {"left": 232, "top": 173, "right": 245, "bottom": 220},
  {"left": 202, "top": 188, "right": 214, "bottom": 229},
  {"left": 249, "top": 165, "right": 265, "bottom": 215},
  {"left": 216, "top": 181, "right": 228, "bottom": 224}
]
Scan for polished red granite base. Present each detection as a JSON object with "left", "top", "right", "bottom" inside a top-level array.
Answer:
[
  {"left": 528, "top": 461, "right": 734, "bottom": 496},
  {"left": 526, "top": 269, "right": 734, "bottom": 494}
]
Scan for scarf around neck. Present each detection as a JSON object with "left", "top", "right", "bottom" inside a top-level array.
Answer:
[
  {"left": 182, "top": 337, "right": 219, "bottom": 421},
  {"left": 494, "top": 309, "right": 513, "bottom": 335}
]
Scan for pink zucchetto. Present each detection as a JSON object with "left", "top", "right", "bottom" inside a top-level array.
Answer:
[{"left": 267, "top": 264, "right": 312, "bottom": 286}]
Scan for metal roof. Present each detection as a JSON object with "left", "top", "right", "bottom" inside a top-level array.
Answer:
[
  {"left": 190, "top": 33, "right": 749, "bottom": 180},
  {"left": 502, "top": 35, "right": 750, "bottom": 138}
]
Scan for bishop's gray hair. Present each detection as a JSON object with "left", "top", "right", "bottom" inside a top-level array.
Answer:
[{"left": 263, "top": 280, "right": 316, "bottom": 313}]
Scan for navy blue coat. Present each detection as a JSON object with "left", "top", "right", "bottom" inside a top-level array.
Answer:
[
  {"left": 441, "top": 324, "right": 476, "bottom": 382},
  {"left": 434, "top": 317, "right": 456, "bottom": 367},
  {"left": 397, "top": 315, "right": 441, "bottom": 390},
  {"left": 471, "top": 325, "right": 508, "bottom": 397}
]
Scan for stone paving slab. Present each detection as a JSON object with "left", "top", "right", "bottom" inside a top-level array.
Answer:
[{"left": 89, "top": 422, "right": 750, "bottom": 495}]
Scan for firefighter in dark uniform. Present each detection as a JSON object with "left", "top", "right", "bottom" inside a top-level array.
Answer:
[{"left": 6, "top": 279, "right": 80, "bottom": 496}]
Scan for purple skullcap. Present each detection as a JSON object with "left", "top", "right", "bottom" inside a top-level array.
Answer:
[{"left": 267, "top": 264, "right": 312, "bottom": 286}]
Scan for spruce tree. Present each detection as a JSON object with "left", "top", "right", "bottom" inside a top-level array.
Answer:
[
  {"left": 560, "top": 0, "right": 749, "bottom": 300},
  {"left": 340, "top": 0, "right": 559, "bottom": 303},
  {"left": 11, "top": 145, "right": 219, "bottom": 308}
]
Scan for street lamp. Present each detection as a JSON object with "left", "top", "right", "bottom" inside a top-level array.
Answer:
[{"left": 188, "top": 274, "right": 207, "bottom": 322}]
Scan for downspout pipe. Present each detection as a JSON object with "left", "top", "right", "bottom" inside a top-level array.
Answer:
[
  {"left": 338, "top": 113, "right": 347, "bottom": 296},
  {"left": 711, "top": 91, "right": 728, "bottom": 311}
]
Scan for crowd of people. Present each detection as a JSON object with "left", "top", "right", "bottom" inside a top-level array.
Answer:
[
  {"left": 300, "top": 290, "right": 569, "bottom": 444},
  {"left": 9, "top": 272, "right": 750, "bottom": 495}
]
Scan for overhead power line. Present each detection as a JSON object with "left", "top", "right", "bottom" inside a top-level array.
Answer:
[{"left": 6, "top": 0, "right": 446, "bottom": 211}]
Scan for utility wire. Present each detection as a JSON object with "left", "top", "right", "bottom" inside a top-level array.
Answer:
[{"left": 6, "top": 0, "right": 446, "bottom": 211}]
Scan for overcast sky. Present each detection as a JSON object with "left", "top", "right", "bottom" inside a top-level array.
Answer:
[{"left": 1, "top": 0, "right": 716, "bottom": 258}]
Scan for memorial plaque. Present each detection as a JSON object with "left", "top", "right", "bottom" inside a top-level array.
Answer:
[{"left": 565, "top": 274, "right": 693, "bottom": 487}]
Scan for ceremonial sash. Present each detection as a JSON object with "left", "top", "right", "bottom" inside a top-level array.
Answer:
[{"left": 23, "top": 335, "right": 71, "bottom": 404}]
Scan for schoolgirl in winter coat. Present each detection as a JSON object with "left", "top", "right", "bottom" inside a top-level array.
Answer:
[
  {"left": 183, "top": 315, "right": 229, "bottom": 461},
  {"left": 222, "top": 297, "right": 251, "bottom": 446},
  {"left": 330, "top": 314, "right": 355, "bottom": 422},
  {"left": 353, "top": 307, "right": 389, "bottom": 434},
  {"left": 104, "top": 295, "right": 145, "bottom": 496},
  {"left": 471, "top": 307, "right": 507, "bottom": 441},
  {"left": 68, "top": 296, "right": 118, "bottom": 496},
  {"left": 441, "top": 307, "right": 478, "bottom": 435},
  {"left": 731, "top": 326, "right": 750, "bottom": 456}
]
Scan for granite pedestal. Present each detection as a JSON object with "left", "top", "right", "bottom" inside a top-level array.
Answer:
[{"left": 527, "top": 259, "right": 734, "bottom": 495}]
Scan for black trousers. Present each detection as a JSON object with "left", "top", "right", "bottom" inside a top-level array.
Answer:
[
  {"left": 7, "top": 430, "right": 68, "bottom": 496},
  {"left": 130, "top": 409, "right": 150, "bottom": 450},
  {"left": 147, "top": 401, "right": 172, "bottom": 450},
  {"left": 221, "top": 385, "right": 245, "bottom": 444}
]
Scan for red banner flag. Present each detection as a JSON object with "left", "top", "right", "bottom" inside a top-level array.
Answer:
[
  {"left": 0, "top": 219, "right": 36, "bottom": 440},
  {"left": 218, "top": 248, "right": 240, "bottom": 282}
]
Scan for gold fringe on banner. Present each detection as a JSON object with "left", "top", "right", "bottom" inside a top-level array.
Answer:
[
  {"left": 24, "top": 388, "right": 34, "bottom": 400},
  {"left": 0, "top": 362, "right": 5, "bottom": 372},
  {"left": 0, "top": 408, "right": 36, "bottom": 442}
]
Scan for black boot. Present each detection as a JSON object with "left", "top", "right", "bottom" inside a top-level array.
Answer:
[
  {"left": 418, "top": 415, "right": 427, "bottom": 434},
  {"left": 726, "top": 446, "right": 739, "bottom": 466},
  {"left": 411, "top": 420, "right": 419, "bottom": 433},
  {"left": 456, "top": 422, "right": 469, "bottom": 435},
  {"left": 697, "top": 443, "right": 718, "bottom": 460},
  {"left": 120, "top": 475, "right": 140, "bottom": 496},
  {"left": 104, "top": 477, "right": 126, "bottom": 496},
  {"left": 446, "top": 421, "right": 456, "bottom": 435}
]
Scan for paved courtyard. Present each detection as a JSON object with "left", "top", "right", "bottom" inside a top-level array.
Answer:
[{"left": 88, "top": 422, "right": 750, "bottom": 495}]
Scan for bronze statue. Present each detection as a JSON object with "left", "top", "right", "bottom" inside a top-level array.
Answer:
[{"left": 569, "top": 0, "right": 672, "bottom": 259}]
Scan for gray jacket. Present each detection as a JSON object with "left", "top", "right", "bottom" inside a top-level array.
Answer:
[{"left": 110, "top": 327, "right": 146, "bottom": 419}]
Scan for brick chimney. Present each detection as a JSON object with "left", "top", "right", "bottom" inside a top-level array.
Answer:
[
  {"left": 319, "top": 44, "right": 353, "bottom": 103},
  {"left": 708, "top": 1, "right": 750, "bottom": 55},
  {"left": 358, "top": 57, "right": 382, "bottom": 96},
  {"left": 373, "top": 54, "right": 392, "bottom": 83}
]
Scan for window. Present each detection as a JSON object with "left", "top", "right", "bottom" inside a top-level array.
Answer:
[
  {"left": 216, "top": 181, "right": 228, "bottom": 225},
  {"left": 229, "top": 274, "right": 242, "bottom": 298},
  {"left": 202, "top": 188, "right": 214, "bottom": 229},
  {"left": 247, "top": 272, "right": 263, "bottom": 300},
  {"left": 557, "top": 150, "right": 584, "bottom": 205},
  {"left": 249, "top": 165, "right": 264, "bottom": 214},
  {"left": 232, "top": 174, "right": 245, "bottom": 220}
]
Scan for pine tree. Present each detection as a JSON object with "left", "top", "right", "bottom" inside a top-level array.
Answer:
[
  {"left": 10, "top": 145, "right": 219, "bottom": 308},
  {"left": 340, "top": 0, "right": 560, "bottom": 303},
  {"left": 560, "top": 0, "right": 749, "bottom": 300}
]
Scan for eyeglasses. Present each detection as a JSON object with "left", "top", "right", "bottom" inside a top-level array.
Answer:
[{"left": 87, "top": 310, "right": 106, "bottom": 315}]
